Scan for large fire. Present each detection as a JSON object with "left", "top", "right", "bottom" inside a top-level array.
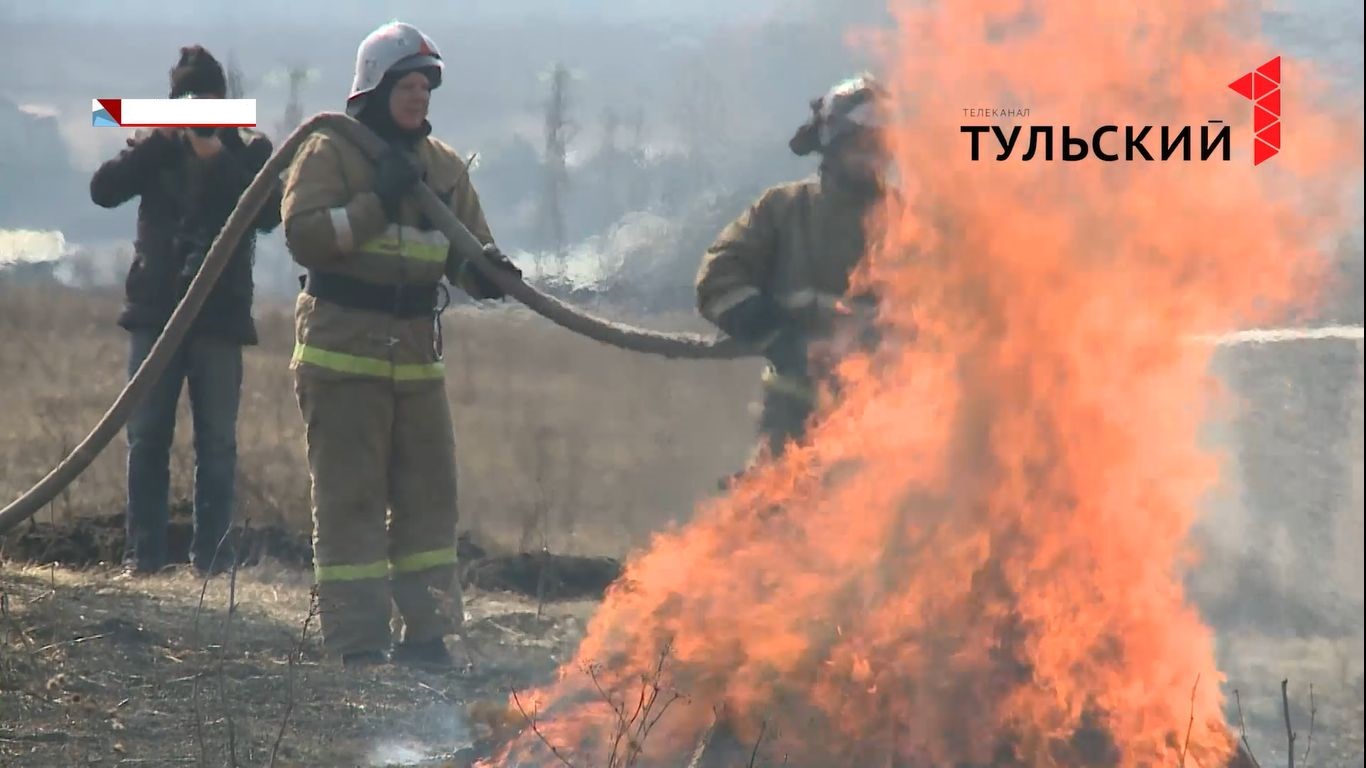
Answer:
[{"left": 483, "top": 1, "right": 1360, "bottom": 766}]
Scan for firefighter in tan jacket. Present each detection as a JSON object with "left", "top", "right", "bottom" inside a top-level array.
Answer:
[
  {"left": 280, "top": 21, "right": 521, "bottom": 669},
  {"left": 697, "top": 75, "right": 891, "bottom": 468}
]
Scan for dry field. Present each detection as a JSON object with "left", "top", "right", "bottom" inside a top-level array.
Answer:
[
  {"left": 1, "top": 279, "right": 1363, "bottom": 766},
  {"left": 0, "top": 281, "right": 766, "bottom": 557}
]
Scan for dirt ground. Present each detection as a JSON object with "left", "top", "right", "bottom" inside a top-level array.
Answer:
[
  {"left": 0, "top": 561, "right": 598, "bottom": 768},
  {"left": 2, "top": 559, "right": 1363, "bottom": 768}
]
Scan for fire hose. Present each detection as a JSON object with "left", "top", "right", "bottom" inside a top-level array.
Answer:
[{"left": 0, "top": 111, "right": 756, "bottom": 536}]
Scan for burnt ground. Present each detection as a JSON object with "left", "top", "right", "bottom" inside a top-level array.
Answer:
[
  {"left": 0, "top": 513, "right": 626, "bottom": 767},
  {"left": 0, "top": 510, "right": 623, "bottom": 602},
  {"left": 0, "top": 560, "right": 600, "bottom": 768},
  {"left": 1, "top": 503, "right": 1362, "bottom": 767},
  {"left": 2, "top": 557, "right": 1362, "bottom": 768}
]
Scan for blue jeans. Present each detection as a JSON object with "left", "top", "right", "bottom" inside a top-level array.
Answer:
[{"left": 124, "top": 329, "right": 243, "bottom": 574}]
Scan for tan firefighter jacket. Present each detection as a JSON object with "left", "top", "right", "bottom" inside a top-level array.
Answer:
[
  {"left": 280, "top": 128, "right": 495, "bottom": 388},
  {"left": 696, "top": 172, "right": 883, "bottom": 400}
]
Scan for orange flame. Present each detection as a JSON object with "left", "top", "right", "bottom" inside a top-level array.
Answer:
[{"left": 484, "top": 1, "right": 1361, "bottom": 766}]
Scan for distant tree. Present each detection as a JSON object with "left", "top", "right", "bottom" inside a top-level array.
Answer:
[{"left": 226, "top": 52, "right": 246, "bottom": 99}]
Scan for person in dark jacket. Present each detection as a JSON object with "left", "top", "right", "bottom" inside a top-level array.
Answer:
[{"left": 90, "top": 45, "right": 282, "bottom": 576}]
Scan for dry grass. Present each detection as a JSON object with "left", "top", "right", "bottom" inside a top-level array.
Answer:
[
  {"left": 2, "top": 281, "right": 1363, "bottom": 767},
  {"left": 0, "top": 281, "right": 764, "bottom": 557},
  {"left": 0, "top": 561, "right": 597, "bottom": 767}
]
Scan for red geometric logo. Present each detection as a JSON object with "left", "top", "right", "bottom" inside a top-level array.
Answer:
[{"left": 1229, "top": 56, "right": 1281, "bottom": 166}]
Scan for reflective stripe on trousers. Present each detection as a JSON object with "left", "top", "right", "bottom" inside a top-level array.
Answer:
[
  {"left": 292, "top": 342, "right": 444, "bottom": 380},
  {"left": 314, "top": 546, "right": 460, "bottom": 583}
]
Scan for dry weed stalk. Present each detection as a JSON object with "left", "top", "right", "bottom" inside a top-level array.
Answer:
[
  {"left": 1234, "top": 689, "right": 1263, "bottom": 768},
  {"left": 1, "top": 589, "right": 33, "bottom": 651},
  {"left": 510, "top": 688, "right": 578, "bottom": 768},
  {"left": 1180, "top": 673, "right": 1201, "bottom": 768},
  {"left": 1279, "top": 679, "right": 1320, "bottom": 768},
  {"left": 217, "top": 519, "right": 247, "bottom": 768},
  {"left": 585, "top": 643, "right": 685, "bottom": 768},
  {"left": 190, "top": 519, "right": 246, "bottom": 767},
  {"left": 510, "top": 642, "right": 688, "bottom": 768},
  {"left": 267, "top": 585, "right": 318, "bottom": 768},
  {"left": 1231, "top": 680, "right": 1326, "bottom": 768},
  {"left": 1280, "top": 679, "right": 1297, "bottom": 768},
  {"left": 191, "top": 562, "right": 214, "bottom": 765},
  {"left": 1301, "top": 684, "right": 1316, "bottom": 767}
]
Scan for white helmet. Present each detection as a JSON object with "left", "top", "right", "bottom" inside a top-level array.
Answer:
[
  {"left": 816, "top": 73, "right": 888, "bottom": 148},
  {"left": 789, "top": 73, "right": 889, "bottom": 156},
  {"left": 346, "top": 21, "right": 443, "bottom": 117}
]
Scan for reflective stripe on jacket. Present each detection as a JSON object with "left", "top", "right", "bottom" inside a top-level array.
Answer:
[
  {"left": 280, "top": 128, "right": 496, "bottom": 386},
  {"left": 695, "top": 174, "right": 875, "bottom": 331},
  {"left": 695, "top": 173, "right": 882, "bottom": 400}
]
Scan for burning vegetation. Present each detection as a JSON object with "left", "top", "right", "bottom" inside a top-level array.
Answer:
[{"left": 482, "top": 0, "right": 1361, "bottom": 766}]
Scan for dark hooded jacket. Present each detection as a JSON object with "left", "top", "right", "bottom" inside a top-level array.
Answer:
[{"left": 90, "top": 125, "right": 282, "bottom": 344}]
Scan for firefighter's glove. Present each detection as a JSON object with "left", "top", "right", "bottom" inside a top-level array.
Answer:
[
  {"left": 373, "top": 146, "right": 421, "bottom": 220},
  {"left": 715, "top": 293, "right": 785, "bottom": 345},
  {"left": 470, "top": 244, "right": 522, "bottom": 301}
]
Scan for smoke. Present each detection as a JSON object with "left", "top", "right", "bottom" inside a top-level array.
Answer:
[
  {"left": 366, "top": 704, "right": 477, "bottom": 767},
  {"left": 0, "top": 228, "right": 68, "bottom": 267}
]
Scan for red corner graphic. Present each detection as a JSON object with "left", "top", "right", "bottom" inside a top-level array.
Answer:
[
  {"left": 1257, "top": 87, "right": 1281, "bottom": 116},
  {"left": 1253, "top": 72, "right": 1277, "bottom": 98},
  {"left": 1257, "top": 121, "right": 1281, "bottom": 150},
  {"left": 1230, "top": 56, "right": 1281, "bottom": 166},
  {"left": 1228, "top": 72, "right": 1255, "bottom": 100},
  {"left": 1254, "top": 138, "right": 1277, "bottom": 166},
  {"left": 97, "top": 98, "right": 123, "bottom": 124},
  {"left": 1257, "top": 56, "right": 1281, "bottom": 83},
  {"left": 1254, "top": 105, "right": 1278, "bottom": 133}
]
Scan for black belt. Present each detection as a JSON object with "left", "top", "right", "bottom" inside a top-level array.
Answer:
[{"left": 301, "top": 271, "right": 438, "bottom": 319}]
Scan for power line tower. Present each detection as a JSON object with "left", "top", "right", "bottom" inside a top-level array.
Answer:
[
  {"left": 625, "top": 105, "right": 648, "bottom": 209},
  {"left": 225, "top": 51, "right": 246, "bottom": 99},
  {"left": 276, "top": 65, "right": 313, "bottom": 140},
  {"left": 536, "top": 62, "right": 576, "bottom": 277},
  {"left": 600, "top": 106, "right": 624, "bottom": 210}
]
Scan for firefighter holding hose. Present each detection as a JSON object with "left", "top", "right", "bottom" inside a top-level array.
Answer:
[
  {"left": 697, "top": 74, "right": 892, "bottom": 472},
  {"left": 279, "top": 21, "right": 521, "bottom": 669}
]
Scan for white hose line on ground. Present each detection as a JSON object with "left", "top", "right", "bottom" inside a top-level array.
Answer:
[{"left": 1192, "top": 324, "right": 1365, "bottom": 346}]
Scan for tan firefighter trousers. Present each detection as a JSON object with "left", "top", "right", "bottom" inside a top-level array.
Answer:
[{"left": 294, "top": 373, "right": 463, "bottom": 655}]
